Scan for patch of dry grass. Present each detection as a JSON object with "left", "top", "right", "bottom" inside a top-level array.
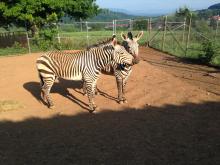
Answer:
[{"left": 0, "top": 100, "right": 24, "bottom": 113}]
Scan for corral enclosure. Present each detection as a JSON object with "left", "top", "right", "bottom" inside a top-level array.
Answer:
[
  {"left": 1, "top": 12, "right": 220, "bottom": 165},
  {"left": 0, "top": 47, "right": 220, "bottom": 164},
  {"left": 1, "top": 15, "right": 220, "bottom": 66}
]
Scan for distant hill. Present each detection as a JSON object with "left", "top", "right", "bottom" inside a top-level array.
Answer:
[
  {"left": 208, "top": 3, "right": 220, "bottom": 10},
  {"left": 196, "top": 3, "right": 220, "bottom": 20},
  {"left": 88, "top": 9, "right": 141, "bottom": 21},
  {"left": 61, "top": 9, "right": 141, "bottom": 23}
]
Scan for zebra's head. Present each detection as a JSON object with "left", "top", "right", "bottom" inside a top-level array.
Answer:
[
  {"left": 111, "top": 37, "right": 135, "bottom": 67},
  {"left": 121, "top": 31, "right": 143, "bottom": 64}
]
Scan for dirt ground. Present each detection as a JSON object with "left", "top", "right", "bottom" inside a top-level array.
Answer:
[{"left": 0, "top": 47, "right": 219, "bottom": 164}]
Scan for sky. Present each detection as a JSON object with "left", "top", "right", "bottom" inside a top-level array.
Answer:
[{"left": 96, "top": 0, "right": 220, "bottom": 15}]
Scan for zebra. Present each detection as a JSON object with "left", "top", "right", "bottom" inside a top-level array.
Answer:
[
  {"left": 85, "top": 31, "right": 143, "bottom": 104},
  {"left": 36, "top": 38, "right": 135, "bottom": 113}
]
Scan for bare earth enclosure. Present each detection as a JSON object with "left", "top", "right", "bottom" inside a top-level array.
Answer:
[{"left": 0, "top": 47, "right": 220, "bottom": 164}]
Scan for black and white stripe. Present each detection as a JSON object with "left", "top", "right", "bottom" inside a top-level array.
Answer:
[
  {"left": 87, "top": 32, "right": 143, "bottom": 104},
  {"left": 36, "top": 43, "right": 134, "bottom": 112}
]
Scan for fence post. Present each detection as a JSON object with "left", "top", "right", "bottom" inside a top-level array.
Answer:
[
  {"left": 186, "top": 13, "right": 192, "bottom": 56},
  {"left": 129, "top": 19, "right": 133, "bottom": 31},
  {"left": 26, "top": 32, "right": 31, "bottom": 54},
  {"left": 80, "top": 18, "right": 83, "bottom": 32},
  {"left": 114, "top": 20, "right": 117, "bottom": 35},
  {"left": 113, "top": 20, "right": 115, "bottom": 35},
  {"left": 86, "top": 21, "right": 89, "bottom": 46},
  {"left": 215, "top": 20, "right": 219, "bottom": 40},
  {"left": 147, "top": 18, "right": 151, "bottom": 46},
  {"left": 56, "top": 24, "right": 61, "bottom": 44},
  {"left": 162, "top": 16, "right": 167, "bottom": 51},
  {"left": 182, "top": 17, "right": 186, "bottom": 43}
]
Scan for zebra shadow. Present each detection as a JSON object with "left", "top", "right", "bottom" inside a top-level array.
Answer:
[
  {"left": 23, "top": 79, "right": 90, "bottom": 111},
  {"left": 96, "top": 88, "right": 118, "bottom": 102}
]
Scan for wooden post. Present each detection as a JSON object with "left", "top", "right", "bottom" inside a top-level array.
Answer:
[
  {"left": 162, "top": 16, "right": 167, "bottom": 51},
  {"left": 186, "top": 13, "right": 192, "bottom": 56},
  {"left": 182, "top": 17, "right": 186, "bottom": 43},
  {"left": 80, "top": 18, "right": 83, "bottom": 32},
  {"left": 147, "top": 18, "right": 152, "bottom": 46},
  {"left": 56, "top": 24, "right": 61, "bottom": 44},
  {"left": 215, "top": 20, "right": 219, "bottom": 40},
  {"left": 86, "top": 21, "right": 89, "bottom": 46},
  {"left": 129, "top": 19, "right": 133, "bottom": 31},
  {"left": 114, "top": 20, "right": 117, "bottom": 35},
  {"left": 112, "top": 20, "right": 115, "bottom": 35},
  {"left": 26, "top": 32, "right": 31, "bottom": 54}
]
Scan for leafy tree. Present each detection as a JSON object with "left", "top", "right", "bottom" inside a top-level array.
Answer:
[
  {"left": 175, "top": 6, "right": 192, "bottom": 18},
  {"left": 175, "top": 6, "right": 197, "bottom": 26},
  {"left": 133, "top": 20, "right": 147, "bottom": 30},
  {"left": 0, "top": 0, "right": 99, "bottom": 35}
]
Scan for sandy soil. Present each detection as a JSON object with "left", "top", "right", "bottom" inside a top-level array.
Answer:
[{"left": 0, "top": 47, "right": 219, "bottom": 164}]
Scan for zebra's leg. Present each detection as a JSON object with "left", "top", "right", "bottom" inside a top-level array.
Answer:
[
  {"left": 85, "top": 80, "right": 98, "bottom": 112},
  {"left": 41, "top": 76, "right": 55, "bottom": 109},
  {"left": 122, "top": 80, "right": 128, "bottom": 103},
  {"left": 116, "top": 77, "right": 124, "bottom": 104},
  {"left": 83, "top": 81, "right": 99, "bottom": 96},
  {"left": 82, "top": 80, "right": 87, "bottom": 96}
]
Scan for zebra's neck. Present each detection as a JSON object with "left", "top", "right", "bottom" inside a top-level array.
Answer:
[{"left": 91, "top": 46, "right": 114, "bottom": 71}]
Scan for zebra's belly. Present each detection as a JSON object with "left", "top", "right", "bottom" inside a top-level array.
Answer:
[{"left": 61, "top": 73, "right": 83, "bottom": 81}]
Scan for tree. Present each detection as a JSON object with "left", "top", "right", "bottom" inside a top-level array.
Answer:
[
  {"left": 175, "top": 6, "right": 197, "bottom": 26},
  {"left": 0, "top": 0, "right": 99, "bottom": 35},
  {"left": 175, "top": 6, "right": 192, "bottom": 18}
]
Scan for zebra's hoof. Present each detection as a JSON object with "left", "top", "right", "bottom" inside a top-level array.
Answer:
[
  {"left": 95, "top": 92, "right": 100, "bottom": 95},
  {"left": 95, "top": 106, "right": 100, "bottom": 111},
  {"left": 119, "top": 100, "right": 124, "bottom": 104},
  {"left": 49, "top": 105, "right": 55, "bottom": 109},
  {"left": 89, "top": 109, "right": 95, "bottom": 113}
]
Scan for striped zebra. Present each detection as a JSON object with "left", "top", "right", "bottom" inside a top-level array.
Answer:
[
  {"left": 36, "top": 38, "right": 135, "bottom": 112},
  {"left": 86, "top": 31, "right": 143, "bottom": 104}
]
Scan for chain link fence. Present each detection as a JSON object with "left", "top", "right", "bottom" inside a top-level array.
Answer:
[
  {"left": 0, "top": 16, "right": 219, "bottom": 66},
  {"left": 147, "top": 15, "right": 220, "bottom": 65}
]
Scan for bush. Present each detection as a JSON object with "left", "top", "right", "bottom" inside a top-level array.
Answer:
[{"left": 199, "top": 41, "right": 216, "bottom": 63}]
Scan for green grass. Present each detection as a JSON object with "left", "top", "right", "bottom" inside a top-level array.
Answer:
[
  {"left": 0, "top": 46, "right": 28, "bottom": 56},
  {"left": 0, "top": 29, "right": 220, "bottom": 66},
  {"left": 0, "top": 100, "right": 24, "bottom": 113}
]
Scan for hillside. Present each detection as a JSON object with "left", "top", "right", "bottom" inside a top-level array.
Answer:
[
  {"left": 208, "top": 3, "right": 220, "bottom": 10},
  {"left": 88, "top": 9, "right": 140, "bottom": 21}
]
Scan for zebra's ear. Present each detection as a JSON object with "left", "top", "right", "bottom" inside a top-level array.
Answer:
[
  {"left": 135, "top": 31, "right": 144, "bottom": 41},
  {"left": 111, "top": 37, "right": 117, "bottom": 46},
  {"left": 112, "top": 34, "right": 116, "bottom": 40},
  {"left": 121, "top": 32, "right": 127, "bottom": 41},
  {"left": 127, "top": 32, "right": 133, "bottom": 40}
]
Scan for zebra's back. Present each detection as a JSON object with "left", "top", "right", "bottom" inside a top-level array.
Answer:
[{"left": 36, "top": 50, "right": 90, "bottom": 80}]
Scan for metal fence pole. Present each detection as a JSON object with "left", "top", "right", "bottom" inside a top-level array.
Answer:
[
  {"left": 114, "top": 20, "right": 117, "bottom": 35},
  {"left": 186, "top": 13, "right": 192, "bottom": 56},
  {"left": 162, "top": 16, "right": 167, "bottom": 51},
  {"left": 147, "top": 18, "right": 151, "bottom": 46},
  {"left": 182, "top": 17, "right": 186, "bottom": 43},
  {"left": 80, "top": 18, "right": 83, "bottom": 32},
  {"left": 26, "top": 32, "right": 31, "bottom": 54},
  {"left": 86, "top": 21, "right": 89, "bottom": 46},
  {"left": 57, "top": 24, "right": 61, "bottom": 44},
  {"left": 129, "top": 19, "right": 133, "bottom": 31},
  {"left": 215, "top": 20, "right": 219, "bottom": 40},
  {"left": 113, "top": 20, "right": 115, "bottom": 35}
]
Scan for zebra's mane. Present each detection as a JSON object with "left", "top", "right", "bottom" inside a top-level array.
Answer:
[{"left": 87, "top": 36, "right": 121, "bottom": 50}]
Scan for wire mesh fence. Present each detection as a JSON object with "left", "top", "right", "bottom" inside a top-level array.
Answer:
[
  {"left": 147, "top": 15, "right": 220, "bottom": 65},
  {"left": 0, "top": 16, "right": 220, "bottom": 66}
]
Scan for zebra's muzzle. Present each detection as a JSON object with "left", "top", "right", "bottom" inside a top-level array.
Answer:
[{"left": 132, "top": 57, "right": 140, "bottom": 65}]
